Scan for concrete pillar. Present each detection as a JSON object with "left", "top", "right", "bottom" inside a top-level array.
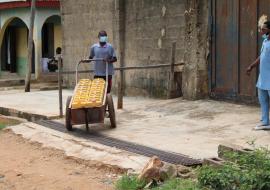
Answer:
[
  {"left": 113, "top": 0, "right": 126, "bottom": 104},
  {"left": 33, "top": 20, "right": 42, "bottom": 79},
  {"left": 182, "top": 0, "right": 209, "bottom": 100}
]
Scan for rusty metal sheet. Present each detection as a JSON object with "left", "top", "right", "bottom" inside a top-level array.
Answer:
[
  {"left": 239, "top": 0, "right": 257, "bottom": 96},
  {"left": 210, "top": 0, "right": 269, "bottom": 102},
  {"left": 211, "top": 0, "right": 239, "bottom": 97},
  {"left": 258, "top": 0, "right": 270, "bottom": 20}
]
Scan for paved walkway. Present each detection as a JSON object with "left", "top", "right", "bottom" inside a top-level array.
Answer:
[
  {"left": 0, "top": 90, "right": 70, "bottom": 118},
  {"left": 1, "top": 90, "right": 270, "bottom": 169}
]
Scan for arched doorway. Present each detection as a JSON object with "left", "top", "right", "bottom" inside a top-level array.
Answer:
[
  {"left": 1, "top": 17, "right": 34, "bottom": 76},
  {"left": 41, "top": 15, "right": 61, "bottom": 72}
]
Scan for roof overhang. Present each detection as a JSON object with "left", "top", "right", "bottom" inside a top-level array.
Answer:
[{"left": 0, "top": 1, "right": 59, "bottom": 10}]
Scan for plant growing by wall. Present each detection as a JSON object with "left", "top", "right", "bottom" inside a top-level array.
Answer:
[{"left": 198, "top": 147, "right": 270, "bottom": 190}]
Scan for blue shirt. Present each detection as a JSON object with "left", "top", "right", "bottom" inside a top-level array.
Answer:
[
  {"left": 257, "top": 39, "right": 270, "bottom": 90},
  {"left": 89, "top": 43, "right": 116, "bottom": 76}
]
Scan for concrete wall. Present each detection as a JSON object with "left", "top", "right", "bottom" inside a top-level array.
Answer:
[
  {"left": 60, "top": 0, "right": 114, "bottom": 86},
  {"left": 61, "top": 0, "right": 185, "bottom": 98},
  {"left": 122, "top": 0, "right": 185, "bottom": 97}
]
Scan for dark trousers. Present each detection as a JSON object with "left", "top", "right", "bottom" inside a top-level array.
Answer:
[{"left": 94, "top": 75, "right": 112, "bottom": 93}]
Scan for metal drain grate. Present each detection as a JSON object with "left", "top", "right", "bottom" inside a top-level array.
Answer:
[{"left": 34, "top": 120, "right": 202, "bottom": 166}]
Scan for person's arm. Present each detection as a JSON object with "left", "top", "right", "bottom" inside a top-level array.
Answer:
[
  {"left": 246, "top": 56, "right": 260, "bottom": 75},
  {"left": 107, "top": 46, "right": 117, "bottom": 63}
]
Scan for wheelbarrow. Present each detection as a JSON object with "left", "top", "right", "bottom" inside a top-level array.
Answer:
[{"left": 65, "top": 58, "right": 116, "bottom": 131}]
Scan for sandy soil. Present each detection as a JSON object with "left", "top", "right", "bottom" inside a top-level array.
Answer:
[{"left": 0, "top": 129, "right": 119, "bottom": 190}]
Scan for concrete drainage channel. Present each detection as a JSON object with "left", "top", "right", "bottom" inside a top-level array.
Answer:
[{"left": 34, "top": 120, "right": 202, "bottom": 166}]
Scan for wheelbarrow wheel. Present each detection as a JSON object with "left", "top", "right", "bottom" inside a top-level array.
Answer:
[
  {"left": 106, "top": 94, "right": 116, "bottom": 128},
  {"left": 65, "top": 96, "right": 73, "bottom": 131}
]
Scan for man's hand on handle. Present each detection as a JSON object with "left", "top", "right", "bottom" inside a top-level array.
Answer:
[{"left": 105, "top": 56, "right": 117, "bottom": 64}]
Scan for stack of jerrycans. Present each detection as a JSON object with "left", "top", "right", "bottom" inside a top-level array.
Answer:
[
  {"left": 87, "top": 78, "right": 105, "bottom": 107},
  {"left": 71, "top": 78, "right": 105, "bottom": 109},
  {"left": 71, "top": 79, "right": 92, "bottom": 109}
]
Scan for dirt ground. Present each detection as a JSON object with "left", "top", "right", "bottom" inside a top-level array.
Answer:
[{"left": 0, "top": 129, "right": 119, "bottom": 190}]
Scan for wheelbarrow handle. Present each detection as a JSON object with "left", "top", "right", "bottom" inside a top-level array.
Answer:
[{"left": 76, "top": 58, "right": 108, "bottom": 84}]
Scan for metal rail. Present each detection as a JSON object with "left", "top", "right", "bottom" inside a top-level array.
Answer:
[
  {"left": 62, "top": 62, "right": 184, "bottom": 75},
  {"left": 57, "top": 56, "right": 63, "bottom": 117}
]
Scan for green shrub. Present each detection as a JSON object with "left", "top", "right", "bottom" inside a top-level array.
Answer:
[
  {"left": 0, "top": 116, "right": 21, "bottom": 130},
  {"left": 0, "top": 123, "right": 5, "bottom": 130},
  {"left": 198, "top": 164, "right": 241, "bottom": 190},
  {"left": 115, "top": 176, "right": 201, "bottom": 190},
  {"left": 152, "top": 178, "right": 200, "bottom": 190},
  {"left": 198, "top": 147, "right": 270, "bottom": 190},
  {"left": 115, "top": 175, "right": 146, "bottom": 190},
  {"left": 115, "top": 148, "right": 270, "bottom": 190}
]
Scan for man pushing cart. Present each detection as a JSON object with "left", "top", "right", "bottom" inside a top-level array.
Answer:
[{"left": 65, "top": 31, "right": 117, "bottom": 131}]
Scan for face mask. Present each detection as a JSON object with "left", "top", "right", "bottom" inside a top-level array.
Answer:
[
  {"left": 262, "top": 33, "right": 269, "bottom": 40},
  {"left": 99, "top": 36, "right": 108, "bottom": 43}
]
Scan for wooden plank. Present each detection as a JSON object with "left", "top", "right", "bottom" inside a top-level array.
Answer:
[
  {"left": 167, "top": 42, "right": 176, "bottom": 99},
  {"left": 58, "top": 56, "right": 63, "bottom": 117},
  {"left": 239, "top": 0, "right": 257, "bottom": 96},
  {"left": 211, "top": 0, "right": 238, "bottom": 97}
]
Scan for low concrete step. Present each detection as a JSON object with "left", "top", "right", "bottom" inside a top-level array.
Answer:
[
  {"left": 0, "top": 78, "right": 25, "bottom": 87},
  {"left": 0, "top": 72, "right": 20, "bottom": 79},
  {"left": 0, "top": 82, "right": 64, "bottom": 91},
  {"left": 37, "top": 73, "right": 58, "bottom": 83}
]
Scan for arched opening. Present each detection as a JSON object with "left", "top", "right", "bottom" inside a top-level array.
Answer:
[
  {"left": 0, "top": 17, "right": 34, "bottom": 76},
  {"left": 41, "top": 15, "right": 62, "bottom": 72}
]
